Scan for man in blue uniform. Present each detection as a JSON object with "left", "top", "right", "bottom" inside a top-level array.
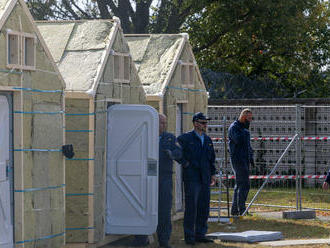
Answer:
[
  {"left": 322, "top": 169, "right": 330, "bottom": 190},
  {"left": 228, "top": 109, "right": 254, "bottom": 216},
  {"left": 177, "top": 112, "right": 216, "bottom": 245},
  {"left": 157, "top": 114, "right": 182, "bottom": 248},
  {"left": 133, "top": 114, "right": 182, "bottom": 248}
]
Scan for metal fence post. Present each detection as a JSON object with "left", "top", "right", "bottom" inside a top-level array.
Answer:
[
  {"left": 295, "top": 105, "right": 302, "bottom": 211},
  {"left": 223, "top": 116, "right": 230, "bottom": 217}
]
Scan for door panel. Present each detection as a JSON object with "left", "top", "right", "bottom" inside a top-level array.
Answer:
[
  {"left": 105, "top": 104, "right": 158, "bottom": 235},
  {"left": 175, "top": 104, "right": 183, "bottom": 211},
  {"left": 0, "top": 95, "right": 13, "bottom": 247}
]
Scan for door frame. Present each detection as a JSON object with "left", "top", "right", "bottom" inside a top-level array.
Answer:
[{"left": 0, "top": 92, "right": 14, "bottom": 243}]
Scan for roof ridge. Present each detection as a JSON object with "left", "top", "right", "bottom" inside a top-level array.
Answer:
[
  {"left": 125, "top": 33, "right": 186, "bottom": 37},
  {"left": 35, "top": 19, "right": 116, "bottom": 24}
]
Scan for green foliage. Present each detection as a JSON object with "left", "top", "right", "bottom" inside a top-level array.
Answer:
[{"left": 183, "top": 0, "right": 330, "bottom": 98}]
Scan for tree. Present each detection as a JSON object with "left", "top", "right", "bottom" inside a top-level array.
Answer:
[
  {"left": 26, "top": 0, "right": 215, "bottom": 34},
  {"left": 183, "top": 0, "right": 330, "bottom": 98}
]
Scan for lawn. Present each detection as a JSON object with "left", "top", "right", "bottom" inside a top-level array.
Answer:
[
  {"left": 211, "top": 187, "right": 330, "bottom": 212},
  {"left": 169, "top": 216, "right": 330, "bottom": 248},
  {"left": 107, "top": 216, "right": 330, "bottom": 248},
  {"left": 106, "top": 188, "right": 329, "bottom": 248}
]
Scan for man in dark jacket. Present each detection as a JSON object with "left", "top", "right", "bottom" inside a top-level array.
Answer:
[
  {"left": 157, "top": 114, "right": 182, "bottom": 248},
  {"left": 177, "top": 112, "right": 216, "bottom": 245},
  {"left": 228, "top": 108, "right": 253, "bottom": 216},
  {"left": 133, "top": 114, "right": 182, "bottom": 248},
  {"left": 322, "top": 169, "right": 330, "bottom": 190}
]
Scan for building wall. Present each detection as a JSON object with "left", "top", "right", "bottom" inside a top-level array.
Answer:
[
  {"left": 65, "top": 29, "right": 146, "bottom": 243},
  {"left": 161, "top": 43, "right": 208, "bottom": 215},
  {"left": 164, "top": 43, "right": 207, "bottom": 135},
  {"left": 65, "top": 98, "right": 91, "bottom": 243},
  {"left": 0, "top": 2, "right": 65, "bottom": 247}
]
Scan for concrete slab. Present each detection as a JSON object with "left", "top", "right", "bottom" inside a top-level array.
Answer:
[
  {"left": 283, "top": 210, "right": 316, "bottom": 219},
  {"left": 255, "top": 211, "right": 330, "bottom": 222},
  {"left": 207, "top": 230, "right": 283, "bottom": 243},
  {"left": 260, "top": 238, "right": 330, "bottom": 246}
]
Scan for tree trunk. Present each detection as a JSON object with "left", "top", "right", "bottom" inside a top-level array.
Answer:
[{"left": 133, "top": 1, "right": 150, "bottom": 33}]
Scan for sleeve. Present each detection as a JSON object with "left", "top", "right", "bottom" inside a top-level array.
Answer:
[
  {"left": 228, "top": 124, "right": 244, "bottom": 145},
  {"left": 177, "top": 135, "right": 189, "bottom": 167},
  {"left": 208, "top": 137, "right": 216, "bottom": 176},
  {"left": 326, "top": 169, "right": 330, "bottom": 184},
  {"left": 247, "top": 131, "right": 254, "bottom": 162},
  {"left": 169, "top": 134, "right": 182, "bottom": 162}
]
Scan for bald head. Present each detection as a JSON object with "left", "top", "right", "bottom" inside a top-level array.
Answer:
[{"left": 159, "top": 114, "right": 167, "bottom": 134}]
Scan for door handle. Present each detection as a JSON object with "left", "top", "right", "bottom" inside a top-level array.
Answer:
[
  {"left": 147, "top": 159, "right": 157, "bottom": 176},
  {"left": 6, "top": 160, "right": 10, "bottom": 179}
]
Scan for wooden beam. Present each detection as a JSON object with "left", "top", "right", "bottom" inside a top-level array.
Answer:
[
  {"left": 88, "top": 98, "right": 95, "bottom": 243},
  {"left": 159, "top": 98, "right": 164, "bottom": 114},
  {"left": 0, "top": 86, "right": 20, "bottom": 92},
  {"left": 146, "top": 95, "right": 162, "bottom": 101},
  {"left": 13, "top": 91, "right": 24, "bottom": 248},
  {"left": 62, "top": 95, "right": 66, "bottom": 244},
  {"left": 65, "top": 92, "right": 92, "bottom": 99}
]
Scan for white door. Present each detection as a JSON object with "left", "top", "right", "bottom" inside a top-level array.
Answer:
[
  {"left": 0, "top": 96, "right": 14, "bottom": 247},
  {"left": 105, "top": 104, "right": 159, "bottom": 235},
  {"left": 175, "top": 104, "right": 183, "bottom": 211}
]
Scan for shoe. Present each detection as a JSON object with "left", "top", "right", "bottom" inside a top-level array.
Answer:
[
  {"left": 195, "top": 237, "right": 214, "bottom": 243},
  {"left": 159, "top": 243, "right": 172, "bottom": 248},
  {"left": 132, "top": 236, "right": 149, "bottom": 247},
  {"left": 185, "top": 239, "right": 195, "bottom": 245},
  {"left": 239, "top": 211, "right": 252, "bottom": 216}
]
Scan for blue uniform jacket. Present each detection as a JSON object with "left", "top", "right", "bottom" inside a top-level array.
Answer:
[
  {"left": 159, "top": 132, "right": 182, "bottom": 180},
  {"left": 228, "top": 120, "right": 253, "bottom": 167},
  {"left": 177, "top": 131, "right": 216, "bottom": 184},
  {"left": 326, "top": 169, "right": 330, "bottom": 184}
]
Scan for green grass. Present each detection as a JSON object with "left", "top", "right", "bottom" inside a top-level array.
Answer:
[
  {"left": 168, "top": 217, "right": 330, "bottom": 248},
  {"left": 106, "top": 188, "right": 330, "bottom": 248},
  {"left": 211, "top": 187, "right": 330, "bottom": 211}
]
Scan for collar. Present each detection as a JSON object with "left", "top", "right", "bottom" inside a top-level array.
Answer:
[
  {"left": 193, "top": 130, "right": 205, "bottom": 139},
  {"left": 235, "top": 119, "right": 245, "bottom": 129}
]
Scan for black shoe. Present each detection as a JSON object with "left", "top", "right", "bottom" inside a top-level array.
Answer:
[
  {"left": 159, "top": 243, "right": 172, "bottom": 248},
  {"left": 185, "top": 240, "right": 195, "bottom": 245},
  {"left": 132, "top": 237, "right": 149, "bottom": 247},
  {"left": 195, "top": 237, "right": 214, "bottom": 243}
]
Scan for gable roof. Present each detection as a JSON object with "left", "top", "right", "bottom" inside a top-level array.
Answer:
[
  {"left": 0, "top": 0, "right": 66, "bottom": 89},
  {"left": 125, "top": 34, "right": 188, "bottom": 96},
  {"left": 36, "top": 19, "right": 119, "bottom": 94},
  {"left": 0, "top": 0, "right": 15, "bottom": 28}
]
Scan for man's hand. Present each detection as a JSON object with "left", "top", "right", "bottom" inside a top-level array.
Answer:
[
  {"left": 164, "top": 149, "right": 173, "bottom": 159},
  {"left": 322, "top": 182, "right": 329, "bottom": 190},
  {"left": 182, "top": 161, "right": 189, "bottom": 168},
  {"left": 210, "top": 175, "right": 216, "bottom": 186}
]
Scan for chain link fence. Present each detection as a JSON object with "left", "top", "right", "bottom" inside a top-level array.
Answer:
[{"left": 208, "top": 104, "right": 330, "bottom": 215}]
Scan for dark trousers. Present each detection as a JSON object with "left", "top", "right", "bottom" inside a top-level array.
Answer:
[
  {"left": 183, "top": 181, "right": 210, "bottom": 241},
  {"left": 157, "top": 177, "right": 173, "bottom": 245},
  {"left": 231, "top": 163, "right": 250, "bottom": 215}
]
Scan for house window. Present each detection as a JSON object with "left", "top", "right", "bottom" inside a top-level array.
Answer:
[
  {"left": 7, "top": 31, "right": 36, "bottom": 70},
  {"left": 7, "top": 33, "right": 19, "bottom": 66},
  {"left": 23, "top": 35, "right": 36, "bottom": 68},
  {"left": 112, "top": 51, "right": 130, "bottom": 82},
  {"left": 181, "top": 64, "right": 195, "bottom": 86}
]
